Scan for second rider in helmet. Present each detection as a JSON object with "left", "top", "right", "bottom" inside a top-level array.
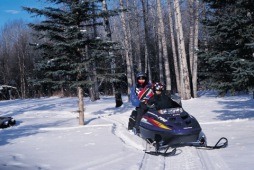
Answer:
[{"left": 147, "top": 82, "right": 181, "bottom": 110}]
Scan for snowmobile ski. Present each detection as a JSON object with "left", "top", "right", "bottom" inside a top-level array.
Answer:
[
  {"left": 144, "top": 139, "right": 177, "bottom": 156},
  {"left": 145, "top": 148, "right": 177, "bottom": 156},
  {"left": 203, "top": 137, "right": 228, "bottom": 149}
]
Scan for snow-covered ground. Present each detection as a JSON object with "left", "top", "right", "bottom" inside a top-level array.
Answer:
[{"left": 0, "top": 91, "right": 254, "bottom": 170}]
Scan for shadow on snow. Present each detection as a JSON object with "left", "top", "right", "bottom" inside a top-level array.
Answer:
[{"left": 214, "top": 96, "right": 254, "bottom": 120}]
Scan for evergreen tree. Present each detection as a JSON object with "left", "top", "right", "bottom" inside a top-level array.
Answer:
[
  {"left": 199, "top": 0, "right": 254, "bottom": 93},
  {"left": 23, "top": 0, "right": 124, "bottom": 97}
]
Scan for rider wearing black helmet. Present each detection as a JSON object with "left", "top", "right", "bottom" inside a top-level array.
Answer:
[
  {"left": 147, "top": 82, "right": 181, "bottom": 110},
  {"left": 129, "top": 72, "right": 154, "bottom": 134}
]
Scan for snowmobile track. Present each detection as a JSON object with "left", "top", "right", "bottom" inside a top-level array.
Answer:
[
  {"left": 195, "top": 147, "right": 230, "bottom": 170},
  {"left": 138, "top": 152, "right": 166, "bottom": 170}
]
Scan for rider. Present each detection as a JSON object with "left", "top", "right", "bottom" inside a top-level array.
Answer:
[
  {"left": 147, "top": 82, "right": 181, "bottom": 110},
  {"left": 130, "top": 72, "right": 154, "bottom": 134}
]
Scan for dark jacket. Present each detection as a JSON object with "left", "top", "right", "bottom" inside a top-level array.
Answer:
[{"left": 147, "top": 91, "right": 181, "bottom": 110}]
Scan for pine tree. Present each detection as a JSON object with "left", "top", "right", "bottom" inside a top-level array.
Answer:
[
  {"left": 23, "top": 0, "right": 124, "bottom": 97},
  {"left": 200, "top": 0, "right": 254, "bottom": 94},
  {"left": 24, "top": 0, "right": 124, "bottom": 124}
]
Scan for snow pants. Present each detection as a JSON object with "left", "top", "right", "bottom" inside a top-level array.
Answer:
[{"left": 128, "top": 102, "right": 148, "bottom": 131}]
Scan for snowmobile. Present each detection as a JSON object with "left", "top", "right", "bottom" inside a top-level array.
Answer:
[
  {"left": 128, "top": 100, "right": 228, "bottom": 156},
  {"left": 0, "top": 117, "right": 16, "bottom": 129}
]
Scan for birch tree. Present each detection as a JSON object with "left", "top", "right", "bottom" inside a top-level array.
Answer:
[
  {"left": 125, "top": 2, "right": 135, "bottom": 85},
  {"left": 173, "top": 0, "right": 191, "bottom": 99},
  {"left": 167, "top": 0, "right": 180, "bottom": 94},
  {"left": 188, "top": 0, "right": 195, "bottom": 73},
  {"left": 141, "top": 0, "right": 152, "bottom": 80},
  {"left": 120, "top": 0, "right": 133, "bottom": 100},
  {"left": 133, "top": 0, "right": 142, "bottom": 71},
  {"left": 156, "top": 0, "right": 171, "bottom": 91},
  {"left": 192, "top": 0, "right": 200, "bottom": 98}
]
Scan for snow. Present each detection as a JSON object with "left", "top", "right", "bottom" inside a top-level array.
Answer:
[{"left": 0, "top": 92, "right": 254, "bottom": 170}]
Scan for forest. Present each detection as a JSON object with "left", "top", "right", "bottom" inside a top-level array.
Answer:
[{"left": 0, "top": 0, "right": 254, "bottom": 101}]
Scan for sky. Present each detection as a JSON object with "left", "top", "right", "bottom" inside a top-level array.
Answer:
[
  {"left": 0, "top": 91, "right": 254, "bottom": 170},
  {"left": 0, "top": 0, "right": 49, "bottom": 28}
]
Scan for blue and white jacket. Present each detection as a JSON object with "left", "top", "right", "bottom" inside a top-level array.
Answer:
[{"left": 130, "top": 83, "right": 154, "bottom": 107}]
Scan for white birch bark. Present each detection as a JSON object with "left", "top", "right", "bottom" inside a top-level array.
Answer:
[
  {"left": 120, "top": 0, "right": 133, "bottom": 100},
  {"left": 192, "top": 0, "right": 200, "bottom": 98},
  {"left": 78, "top": 87, "right": 84, "bottom": 125},
  {"left": 173, "top": 0, "right": 191, "bottom": 100},
  {"left": 167, "top": 0, "right": 180, "bottom": 93},
  {"left": 156, "top": 0, "right": 171, "bottom": 91},
  {"left": 141, "top": 0, "right": 150, "bottom": 76},
  {"left": 189, "top": 0, "right": 194, "bottom": 73}
]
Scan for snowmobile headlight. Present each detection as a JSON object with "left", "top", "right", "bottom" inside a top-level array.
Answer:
[
  {"left": 160, "top": 110, "right": 167, "bottom": 114},
  {"left": 4, "top": 121, "right": 9, "bottom": 126}
]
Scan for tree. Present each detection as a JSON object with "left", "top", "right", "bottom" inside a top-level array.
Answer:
[
  {"left": 0, "top": 20, "right": 34, "bottom": 99},
  {"left": 156, "top": 0, "right": 171, "bottom": 91},
  {"left": 119, "top": 0, "right": 133, "bottom": 101},
  {"left": 167, "top": 0, "right": 180, "bottom": 94},
  {"left": 200, "top": 0, "right": 254, "bottom": 93},
  {"left": 192, "top": 0, "right": 200, "bottom": 98},
  {"left": 102, "top": 0, "right": 123, "bottom": 107},
  {"left": 188, "top": 0, "right": 200, "bottom": 98},
  {"left": 173, "top": 0, "right": 192, "bottom": 99},
  {"left": 24, "top": 0, "right": 123, "bottom": 125}
]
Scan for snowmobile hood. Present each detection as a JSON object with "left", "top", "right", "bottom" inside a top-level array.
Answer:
[{"left": 140, "top": 107, "right": 202, "bottom": 133}]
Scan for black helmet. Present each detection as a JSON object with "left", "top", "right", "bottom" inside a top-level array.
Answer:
[
  {"left": 153, "top": 82, "right": 164, "bottom": 91},
  {"left": 136, "top": 72, "right": 147, "bottom": 81}
]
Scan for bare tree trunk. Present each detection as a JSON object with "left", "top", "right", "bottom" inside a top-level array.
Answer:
[
  {"left": 120, "top": 0, "right": 133, "bottom": 101},
  {"left": 173, "top": 0, "right": 191, "bottom": 100},
  {"left": 156, "top": 0, "right": 171, "bottom": 91},
  {"left": 188, "top": 0, "right": 195, "bottom": 97},
  {"left": 126, "top": 5, "right": 135, "bottom": 85},
  {"left": 91, "top": 2, "right": 100, "bottom": 100},
  {"left": 78, "top": 87, "right": 84, "bottom": 125},
  {"left": 92, "top": 63, "right": 100, "bottom": 100},
  {"left": 192, "top": 0, "right": 200, "bottom": 98},
  {"left": 133, "top": 0, "right": 142, "bottom": 71},
  {"left": 140, "top": 0, "right": 152, "bottom": 81},
  {"left": 173, "top": 1, "right": 183, "bottom": 96},
  {"left": 141, "top": 0, "right": 149, "bottom": 73},
  {"left": 167, "top": 0, "right": 180, "bottom": 94},
  {"left": 158, "top": 40, "right": 164, "bottom": 82},
  {"left": 189, "top": 0, "right": 194, "bottom": 73},
  {"left": 202, "top": 0, "right": 208, "bottom": 53},
  {"left": 16, "top": 49, "right": 26, "bottom": 99},
  {"left": 102, "top": 0, "right": 122, "bottom": 107}
]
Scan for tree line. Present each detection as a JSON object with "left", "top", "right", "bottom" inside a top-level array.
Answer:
[{"left": 0, "top": 0, "right": 254, "bottom": 101}]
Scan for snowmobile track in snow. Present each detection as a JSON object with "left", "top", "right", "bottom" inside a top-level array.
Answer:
[{"left": 138, "top": 152, "right": 166, "bottom": 170}]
